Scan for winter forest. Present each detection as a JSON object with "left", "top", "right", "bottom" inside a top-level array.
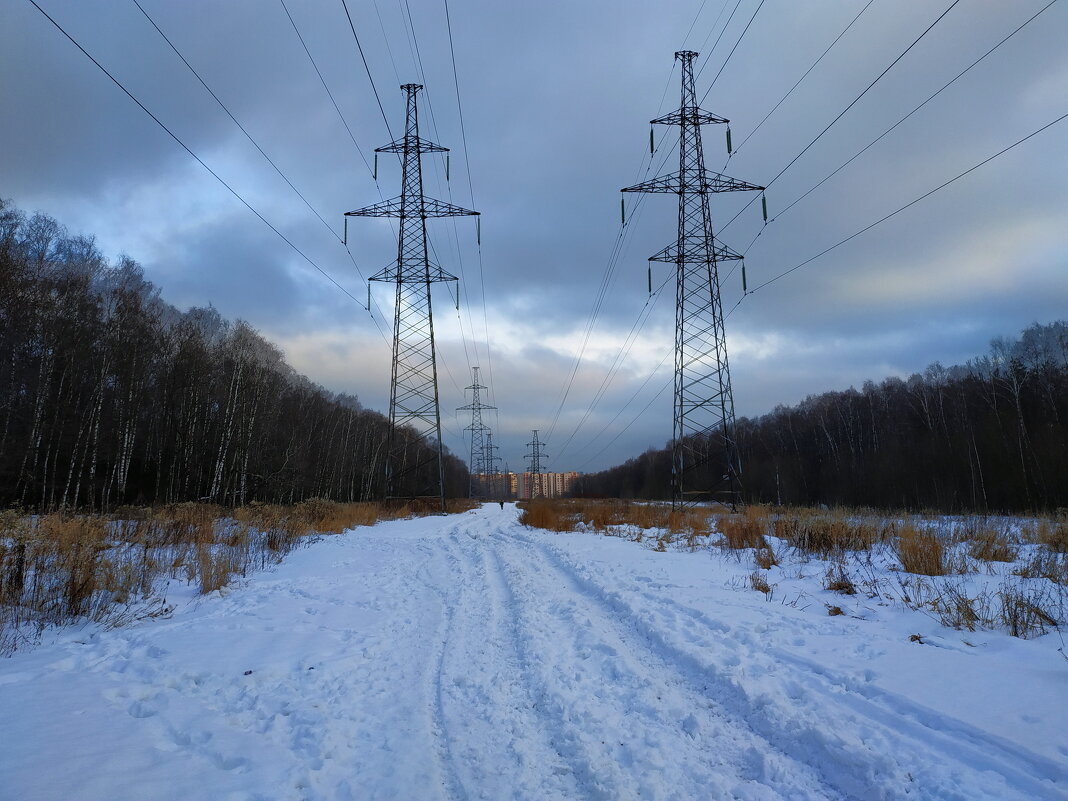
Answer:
[
  {"left": 3, "top": 196, "right": 1065, "bottom": 514},
  {"left": 576, "top": 320, "right": 1068, "bottom": 512},
  {"left": 0, "top": 200, "right": 467, "bottom": 511}
]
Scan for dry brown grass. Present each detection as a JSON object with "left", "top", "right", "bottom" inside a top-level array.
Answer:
[
  {"left": 718, "top": 507, "right": 769, "bottom": 550},
  {"left": 1014, "top": 550, "right": 1068, "bottom": 585},
  {"left": 823, "top": 566, "right": 857, "bottom": 595},
  {"left": 754, "top": 546, "right": 778, "bottom": 569},
  {"left": 998, "top": 587, "right": 1059, "bottom": 638},
  {"left": 517, "top": 498, "right": 686, "bottom": 536},
  {"left": 517, "top": 499, "right": 575, "bottom": 532},
  {"left": 749, "top": 571, "right": 772, "bottom": 596},
  {"left": 0, "top": 497, "right": 475, "bottom": 654},
  {"left": 1035, "top": 519, "right": 1068, "bottom": 553},
  {"left": 896, "top": 523, "right": 946, "bottom": 576},
  {"left": 773, "top": 511, "right": 887, "bottom": 557},
  {"left": 968, "top": 530, "right": 1017, "bottom": 563}
]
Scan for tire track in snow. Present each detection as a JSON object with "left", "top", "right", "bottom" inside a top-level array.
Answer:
[
  {"left": 626, "top": 577, "right": 1068, "bottom": 795},
  {"left": 518, "top": 532, "right": 1068, "bottom": 801},
  {"left": 415, "top": 528, "right": 468, "bottom": 801},
  {"left": 433, "top": 528, "right": 587, "bottom": 801},
  {"left": 495, "top": 531, "right": 846, "bottom": 801}
]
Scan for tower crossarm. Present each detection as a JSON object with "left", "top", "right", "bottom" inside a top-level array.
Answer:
[
  {"left": 650, "top": 109, "right": 729, "bottom": 126},
  {"left": 458, "top": 402, "right": 496, "bottom": 411},
  {"left": 622, "top": 170, "right": 763, "bottom": 195},
  {"left": 368, "top": 262, "right": 457, "bottom": 283},
  {"left": 345, "top": 197, "right": 479, "bottom": 218},
  {"left": 375, "top": 136, "right": 448, "bottom": 155},
  {"left": 648, "top": 239, "right": 743, "bottom": 263}
]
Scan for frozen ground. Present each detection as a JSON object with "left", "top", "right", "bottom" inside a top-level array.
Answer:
[{"left": 1, "top": 503, "right": 1066, "bottom": 800}]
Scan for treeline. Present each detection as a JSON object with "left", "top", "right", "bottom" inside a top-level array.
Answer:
[
  {"left": 575, "top": 321, "right": 1068, "bottom": 513},
  {"left": 0, "top": 199, "right": 467, "bottom": 510}
]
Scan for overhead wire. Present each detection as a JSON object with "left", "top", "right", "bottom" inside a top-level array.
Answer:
[
  {"left": 395, "top": 0, "right": 484, "bottom": 386},
  {"left": 443, "top": 0, "right": 497, "bottom": 412},
  {"left": 339, "top": 0, "right": 394, "bottom": 139},
  {"left": 25, "top": 0, "right": 385, "bottom": 340},
  {"left": 730, "top": 0, "right": 877, "bottom": 157},
  {"left": 701, "top": 0, "right": 767, "bottom": 97},
  {"left": 131, "top": 0, "right": 388, "bottom": 344},
  {"left": 720, "top": 0, "right": 963, "bottom": 233},
  {"left": 371, "top": 0, "right": 403, "bottom": 84},
  {"left": 576, "top": 350, "right": 674, "bottom": 472},
  {"left": 278, "top": 0, "right": 373, "bottom": 175},
  {"left": 694, "top": 0, "right": 744, "bottom": 80},
  {"left": 769, "top": 0, "right": 1059, "bottom": 222},
  {"left": 740, "top": 108, "right": 1068, "bottom": 299},
  {"left": 279, "top": 0, "right": 399, "bottom": 337},
  {"left": 681, "top": 0, "right": 711, "bottom": 49},
  {"left": 554, "top": 270, "right": 675, "bottom": 463},
  {"left": 132, "top": 0, "right": 363, "bottom": 237}
]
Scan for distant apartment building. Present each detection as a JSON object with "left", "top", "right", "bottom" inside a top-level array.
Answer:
[
  {"left": 517, "top": 471, "right": 581, "bottom": 499},
  {"left": 470, "top": 471, "right": 580, "bottom": 499}
]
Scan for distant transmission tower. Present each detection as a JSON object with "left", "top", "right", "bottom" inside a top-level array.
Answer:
[
  {"left": 483, "top": 431, "right": 501, "bottom": 498},
  {"left": 346, "top": 84, "right": 479, "bottom": 511},
  {"left": 525, "top": 430, "right": 548, "bottom": 499},
  {"left": 457, "top": 366, "right": 495, "bottom": 498},
  {"left": 622, "top": 51, "right": 763, "bottom": 511}
]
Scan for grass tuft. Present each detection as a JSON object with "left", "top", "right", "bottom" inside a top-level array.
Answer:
[
  {"left": 823, "top": 566, "right": 857, "bottom": 595},
  {"left": 896, "top": 524, "right": 946, "bottom": 576}
]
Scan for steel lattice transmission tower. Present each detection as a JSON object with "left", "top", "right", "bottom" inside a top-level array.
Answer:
[
  {"left": 457, "top": 366, "right": 495, "bottom": 498},
  {"left": 346, "top": 84, "right": 478, "bottom": 511},
  {"left": 622, "top": 51, "right": 763, "bottom": 511},
  {"left": 483, "top": 431, "right": 501, "bottom": 498},
  {"left": 525, "top": 430, "right": 547, "bottom": 499}
]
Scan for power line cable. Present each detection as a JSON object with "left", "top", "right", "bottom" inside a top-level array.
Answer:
[
  {"left": 771, "top": 0, "right": 1059, "bottom": 221},
  {"left": 701, "top": 0, "right": 767, "bottom": 97},
  {"left": 132, "top": 0, "right": 361, "bottom": 241},
  {"left": 371, "top": 0, "right": 403, "bottom": 84},
  {"left": 340, "top": 0, "right": 394, "bottom": 139},
  {"left": 277, "top": 0, "right": 399, "bottom": 334},
  {"left": 769, "top": 0, "right": 960, "bottom": 185},
  {"left": 576, "top": 351, "right": 674, "bottom": 472},
  {"left": 742, "top": 108, "right": 1068, "bottom": 297},
  {"left": 694, "top": 0, "right": 744, "bottom": 79},
  {"left": 731, "top": 0, "right": 877, "bottom": 157},
  {"left": 135, "top": 0, "right": 387, "bottom": 338},
  {"left": 279, "top": 0, "right": 373, "bottom": 175},
  {"left": 719, "top": 0, "right": 962, "bottom": 235},
  {"left": 555, "top": 272, "right": 674, "bottom": 463},
  {"left": 27, "top": 0, "right": 384, "bottom": 341},
  {"left": 681, "top": 0, "right": 711, "bottom": 48},
  {"left": 443, "top": 0, "right": 496, "bottom": 408}
]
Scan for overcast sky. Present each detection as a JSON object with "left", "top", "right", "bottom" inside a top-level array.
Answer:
[{"left": 2, "top": 0, "right": 1066, "bottom": 473}]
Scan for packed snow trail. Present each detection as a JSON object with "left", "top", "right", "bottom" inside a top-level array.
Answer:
[{"left": 2, "top": 505, "right": 1066, "bottom": 801}]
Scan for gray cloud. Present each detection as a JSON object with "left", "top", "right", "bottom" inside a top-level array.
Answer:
[{"left": 3, "top": 0, "right": 1066, "bottom": 473}]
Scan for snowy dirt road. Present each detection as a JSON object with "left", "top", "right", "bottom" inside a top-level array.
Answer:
[{"left": 2, "top": 504, "right": 1066, "bottom": 801}]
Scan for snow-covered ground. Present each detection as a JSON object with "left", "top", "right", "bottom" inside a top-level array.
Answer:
[{"left": 2, "top": 503, "right": 1066, "bottom": 801}]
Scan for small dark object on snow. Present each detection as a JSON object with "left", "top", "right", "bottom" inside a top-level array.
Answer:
[
  {"left": 244, "top": 670, "right": 253, "bottom": 675},
  {"left": 498, "top": 501, "right": 504, "bottom": 510},
  {"left": 909, "top": 634, "right": 924, "bottom": 644}
]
